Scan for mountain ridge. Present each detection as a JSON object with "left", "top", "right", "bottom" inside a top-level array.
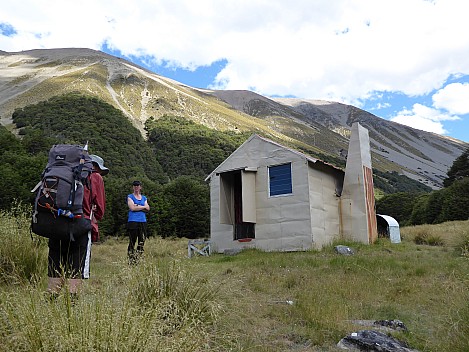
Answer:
[{"left": 1, "top": 48, "right": 467, "bottom": 189}]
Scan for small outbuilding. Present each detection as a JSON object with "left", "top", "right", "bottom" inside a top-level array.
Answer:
[{"left": 376, "top": 214, "right": 401, "bottom": 243}]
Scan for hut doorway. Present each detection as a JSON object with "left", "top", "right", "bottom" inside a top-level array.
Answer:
[{"left": 219, "top": 169, "right": 256, "bottom": 240}]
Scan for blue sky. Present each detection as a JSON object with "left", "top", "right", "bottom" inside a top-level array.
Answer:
[{"left": 1, "top": 0, "right": 469, "bottom": 143}]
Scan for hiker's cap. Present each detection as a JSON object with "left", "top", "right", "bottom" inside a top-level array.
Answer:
[
  {"left": 132, "top": 180, "right": 141, "bottom": 186},
  {"left": 90, "top": 154, "right": 109, "bottom": 176}
]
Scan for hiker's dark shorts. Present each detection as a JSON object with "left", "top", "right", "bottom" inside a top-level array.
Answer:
[{"left": 48, "top": 234, "right": 90, "bottom": 279}]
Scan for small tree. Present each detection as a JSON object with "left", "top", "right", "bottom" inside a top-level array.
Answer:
[
  {"left": 444, "top": 147, "right": 469, "bottom": 187},
  {"left": 437, "top": 178, "right": 469, "bottom": 222},
  {"left": 375, "top": 192, "right": 423, "bottom": 226},
  {"left": 425, "top": 190, "right": 445, "bottom": 224},
  {"left": 409, "top": 193, "right": 430, "bottom": 225},
  {"left": 159, "top": 176, "right": 210, "bottom": 239}
]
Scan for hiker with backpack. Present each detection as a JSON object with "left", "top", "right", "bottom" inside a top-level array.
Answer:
[
  {"left": 32, "top": 144, "right": 109, "bottom": 295},
  {"left": 127, "top": 180, "right": 150, "bottom": 264}
]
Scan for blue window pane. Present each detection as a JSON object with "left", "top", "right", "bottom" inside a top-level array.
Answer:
[{"left": 269, "top": 163, "right": 292, "bottom": 196}]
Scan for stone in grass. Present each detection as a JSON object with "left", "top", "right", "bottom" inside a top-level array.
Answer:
[
  {"left": 374, "top": 319, "right": 408, "bottom": 332},
  {"left": 335, "top": 245, "right": 355, "bottom": 255},
  {"left": 337, "top": 330, "right": 419, "bottom": 351},
  {"left": 349, "top": 319, "right": 408, "bottom": 332}
]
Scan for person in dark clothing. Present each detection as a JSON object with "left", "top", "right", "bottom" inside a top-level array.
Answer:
[
  {"left": 127, "top": 180, "right": 150, "bottom": 264},
  {"left": 47, "top": 154, "right": 108, "bottom": 294}
]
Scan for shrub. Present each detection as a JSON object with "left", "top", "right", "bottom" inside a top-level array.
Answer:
[
  {"left": 376, "top": 192, "right": 423, "bottom": 225},
  {"left": 457, "top": 229, "right": 469, "bottom": 258},
  {"left": 460, "top": 239, "right": 469, "bottom": 258},
  {"left": 129, "top": 260, "right": 220, "bottom": 324},
  {"left": 409, "top": 193, "right": 430, "bottom": 225},
  {"left": 437, "top": 178, "right": 469, "bottom": 223}
]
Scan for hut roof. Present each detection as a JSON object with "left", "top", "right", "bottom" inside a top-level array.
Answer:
[{"left": 205, "top": 134, "right": 344, "bottom": 181}]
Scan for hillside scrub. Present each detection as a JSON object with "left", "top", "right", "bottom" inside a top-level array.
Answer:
[
  {"left": 1, "top": 208, "right": 468, "bottom": 351},
  {"left": 145, "top": 114, "right": 250, "bottom": 180},
  {"left": 12, "top": 93, "right": 167, "bottom": 182},
  {"left": 443, "top": 146, "right": 469, "bottom": 187},
  {"left": 377, "top": 177, "right": 469, "bottom": 226}
]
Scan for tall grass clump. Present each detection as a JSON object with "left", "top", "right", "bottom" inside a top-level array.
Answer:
[
  {"left": 460, "top": 237, "right": 469, "bottom": 258},
  {"left": 456, "top": 226, "right": 469, "bottom": 258},
  {"left": 126, "top": 260, "right": 221, "bottom": 338},
  {"left": 0, "top": 255, "right": 223, "bottom": 352},
  {"left": 401, "top": 220, "right": 469, "bottom": 253},
  {"left": 0, "top": 285, "right": 158, "bottom": 352},
  {"left": 0, "top": 202, "right": 47, "bottom": 285},
  {"left": 413, "top": 229, "right": 444, "bottom": 246}
]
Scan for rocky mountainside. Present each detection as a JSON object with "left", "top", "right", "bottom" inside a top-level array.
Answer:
[
  {"left": 1, "top": 48, "right": 467, "bottom": 189},
  {"left": 209, "top": 91, "right": 468, "bottom": 188}
]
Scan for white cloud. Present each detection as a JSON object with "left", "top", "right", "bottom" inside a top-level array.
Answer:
[
  {"left": 390, "top": 103, "right": 460, "bottom": 135},
  {"left": 2, "top": 0, "right": 469, "bottom": 103},
  {"left": 371, "top": 102, "right": 391, "bottom": 110},
  {"left": 2, "top": 0, "right": 469, "bottom": 141},
  {"left": 432, "top": 83, "right": 469, "bottom": 115}
]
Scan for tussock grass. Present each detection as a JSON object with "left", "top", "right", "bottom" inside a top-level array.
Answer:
[
  {"left": 401, "top": 220, "right": 469, "bottom": 254},
  {"left": 0, "top": 247, "right": 222, "bottom": 351},
  {"left": 0, "top": 204, "right": 47, "bottom": 285},
  {"left": 1, "top": 213, "right": 468, "bottom": 351}
]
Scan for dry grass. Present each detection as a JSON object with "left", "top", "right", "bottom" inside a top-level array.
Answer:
[
  {"left": 400, "top": 220, "right": 469, "bottom": 253},
  {"left": 1, "top": 215, "right": 468, "bottom": 351}
]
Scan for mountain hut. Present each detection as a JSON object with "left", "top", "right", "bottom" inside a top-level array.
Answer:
[{"left": 205, "top": 122, "right": 378, "bottom": 253}]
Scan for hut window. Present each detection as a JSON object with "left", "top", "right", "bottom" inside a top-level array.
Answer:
[{"left": 269, "top": 163, "right": 292, "bottom": 196}]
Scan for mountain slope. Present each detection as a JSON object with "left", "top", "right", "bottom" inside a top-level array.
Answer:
[
  {"left": 1, "top": 48, "right": 467, "bottom": 189},
  {"left": 206, "top": 91, "right": 468, "bottom": 188},
  {"left": 275, "top": 98, "right": 466, "bottom": 188},
  {"left": 0, "top": 48, "right": 279, "bottom": 136}
]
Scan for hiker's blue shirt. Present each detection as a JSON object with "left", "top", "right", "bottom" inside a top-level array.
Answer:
[{"left": 127, "top": 194, "right": 147, "bottom": 223}]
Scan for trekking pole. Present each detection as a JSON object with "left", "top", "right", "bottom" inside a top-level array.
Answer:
[{"left": 89, "top": 207, "right": 94, "bottom": 240}]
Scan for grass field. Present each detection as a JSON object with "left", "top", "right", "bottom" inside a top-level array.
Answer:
[{"left": 1, "top": 209, "right": 468, "bottom": 351}]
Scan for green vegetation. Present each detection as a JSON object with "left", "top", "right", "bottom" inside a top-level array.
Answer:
[
  {"left": 0, "top": 125, "right": 49, "bottom": 209},
  {"left": 377, "top": 178, "right": 469, "bottom": 226},
  {"left": 2, "top": 93, "right": 466, "bottom": 238},
  {"left": 157, "top": 176, "right": 210, "bottom": 238},
  {"left": 145, "top": 115, "right": 250, "bottom": 180},
  {"left": 12, "top": 92, "right": 166, "bottom": 181},
  {"left": 376, "top": 192, "right": 424, "bottom": 226},
  {"left": 1, "top": 208, "right": 468, "bottom": 351},
  {"left": 0, "top": 202, "right": 45, "bottom": 285},
  {"left": 373, "top": 169, "right": 432, "bottom": 194},
  {"left": 443, "top": 146, "right": 469, "bottom": 187},
  {"left": 377, "top": 147, "right": 469, "bottom": 226}
]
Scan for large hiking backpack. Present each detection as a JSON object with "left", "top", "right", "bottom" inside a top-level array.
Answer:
[{"left": 31, "top": 144, "right": 93, "bottom": 241}]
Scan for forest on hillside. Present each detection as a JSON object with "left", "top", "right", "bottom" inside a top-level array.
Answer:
[
  {"left": 2, "top": 93, "right": 246, "bottom": 238},
  {"left": 1, "top": 93, "right": 468, "bottom": 237},
  {"left": 376, "top": 148, "right": 469, "bottom": 226}
]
